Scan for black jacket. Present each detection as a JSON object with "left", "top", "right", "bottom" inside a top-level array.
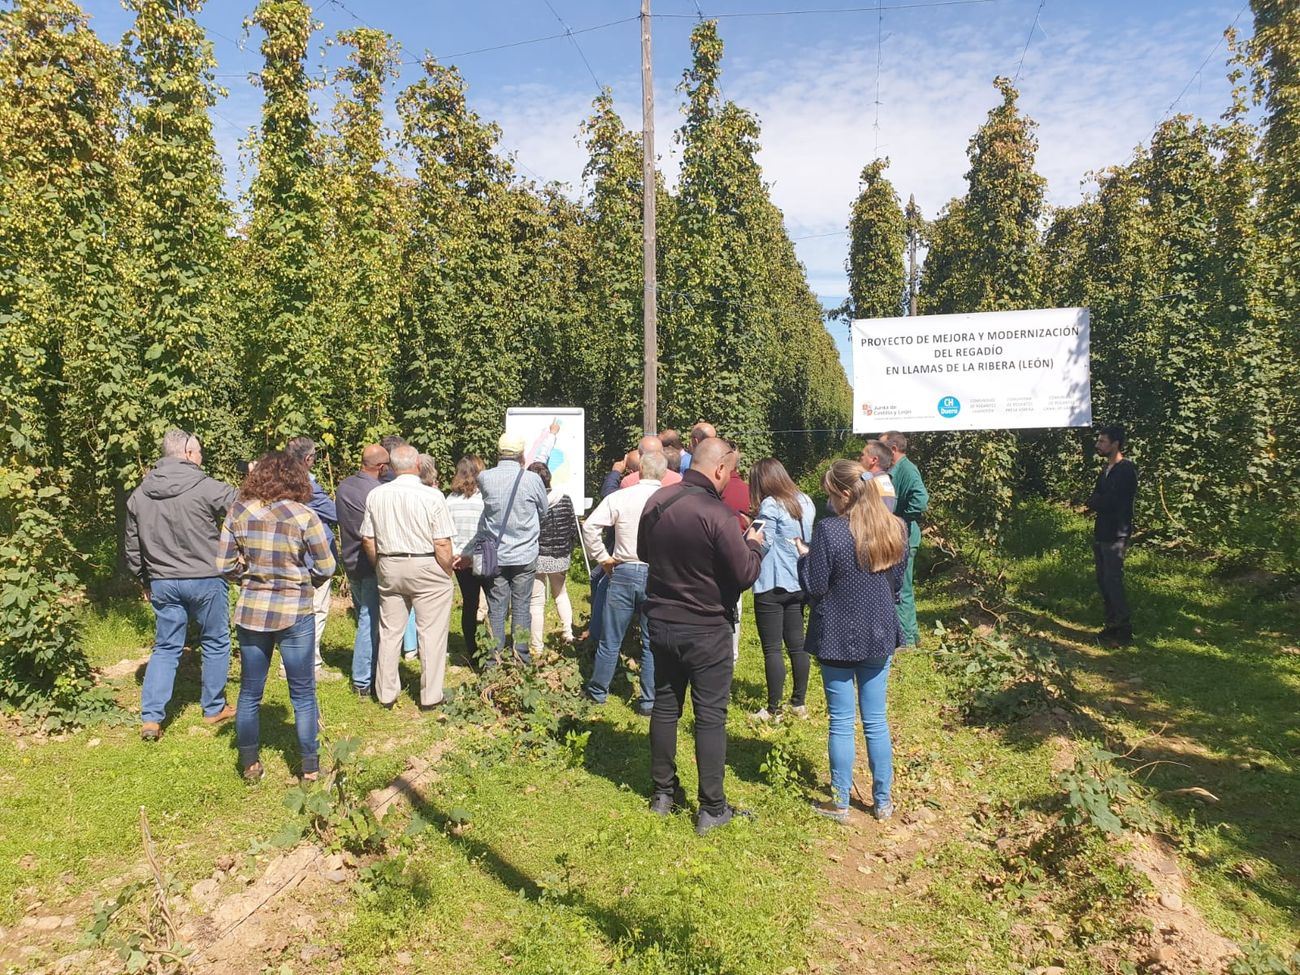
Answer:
[
  {"left": 537, "top": 494, "right": 578, "bottom": 560},
  {"left": 637, "top": 469, "right": 763, "bottom": 626},
  {"left": 1086, "top": 459, "right": 1137, "bottom": 543}
]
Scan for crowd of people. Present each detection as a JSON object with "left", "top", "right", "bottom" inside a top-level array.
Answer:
[{"left": 123, "top": 417, "right": 1134, "bottom": 834}]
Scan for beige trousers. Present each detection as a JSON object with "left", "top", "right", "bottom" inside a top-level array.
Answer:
[
  {"left": 376, "top": 556, "right": 453, "bottom": 707},
  {"left": 312, "top": 579, "right": 331, "bottom": 668},
  {"left": 529, "top": 571, "right": 574, "bottom": 652}
]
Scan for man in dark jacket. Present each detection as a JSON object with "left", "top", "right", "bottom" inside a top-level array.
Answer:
[
  {"left": 125, "top": 429, "right": 237, "bottom": 741},
  {"left": 638, "top": 437, "right": 765, "bottom": 835},
  {"left": 335, "top": 444, "right": 389, "bottom": 697},
  {"left": 1085, "top": 424, "right": 1138, "bottom": 645}
]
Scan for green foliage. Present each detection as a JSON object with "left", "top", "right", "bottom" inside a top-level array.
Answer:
[
  {"left": 122, "top": 0, "right": 240, "bottom": 467},
  {"left": 915, "top": 78, "right": 1044, "bottom": 546},
  {"left": 844, "top": 157, "right": 907, "bottom": 320},
  {"left": 277, "top": 736, "right": 389, "bottom": 854},
  {"left": 932, "top": 618, "right": 1064, "bottom": 723},
  {"left": 659, "top": 20, "right": 850, "bottom": 468},
  {"left": 446, "top": 647, "right": 590, "bottom": 762},
  {"left": 0, "top": 467, "right": 120, "bottom": 727},
  {"left": 1229, "top": 940, "right": 1300, "bottom": 975},
  {"left": 239, "top": 0, "right": 330, "bottom": 448},
  {"left": 1057, "top": 745, "right": 1153, "bottom": 837}
]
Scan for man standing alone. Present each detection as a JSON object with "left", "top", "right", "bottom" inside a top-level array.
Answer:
[
  {"left": 881, "top": 432, "right": 928, "bottom": 647},
  {"left": 638, "top": 438, "right": 765, "bottom": 835},
  {"left": 125, "top": 429, "right": 237, "bottom": 740},
  {"left": 360, "top": 445, "right": 456, "bottom": 709},
  {"left": 335, "top": 444, "right": 389, "bottom": 697},
  {"left": 1085, "top": 425, "right": 1137, "bottom": 646}
]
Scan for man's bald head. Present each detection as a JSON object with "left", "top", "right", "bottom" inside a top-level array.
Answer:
[
  {"left": 361, "top": 444, "right": 389, "bottom": 472},
  {"left": 624, "top": 450, "right": 641, "bottom": 473},
  {"left": 638, "top": 434, "right": 664, "bottom": 455},
  {"left": 389, "top": 444, "right": 419, "bottom": 473},
  {"left": 691, "top": 437, "right": 735, "bottom": 471},
  {"left": 690, "top": 422, "right": 716, "bottom": 447}
]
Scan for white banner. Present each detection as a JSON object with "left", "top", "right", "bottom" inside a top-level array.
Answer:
[{"left": 850, "top": 307, "right": 1093, "bottom": 432}]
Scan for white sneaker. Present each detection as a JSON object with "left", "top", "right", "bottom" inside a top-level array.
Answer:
[
  {"left": 750, "top": 708, "right": 782, "bottom": 724},
  {"left": 789, "top": 705, "right": 810, "bottom": 720}
]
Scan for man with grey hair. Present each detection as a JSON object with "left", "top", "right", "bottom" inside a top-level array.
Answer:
[
  {"left": 580, "top": 449, "right": 668, "bottom": 713},
  {"left": 360, "top": 444, "right": 456, "bottom": 710},
  {"left": 286, "top": 436, "right": 338, "bottom": 674},
  {"left": 462, "top": 433, "right": 548, "bottom": 666},
  {"left": 126, "top": 429, "right": 237, "bottom": 741}
]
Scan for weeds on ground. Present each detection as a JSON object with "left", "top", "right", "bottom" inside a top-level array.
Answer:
[
  {"left": 266, "top": 736, "right": 388, "bottom": 854},
  {"left": 1228, "top": 940, "right": 1300, "bottom": 974},
  {"left": 446, "top": 627, "right": 589, "bottom": 762},
  {"left": 933, "top": 619, "right": 1066, "bottom": 723}
]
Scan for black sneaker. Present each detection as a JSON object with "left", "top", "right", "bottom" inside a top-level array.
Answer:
[
  {"left": 353, "top": 685, "right": 371, "bottom": 700},
  {"left": 694, "top": 804, "right": 754, "bottom": 836},
  {"left": 648, "top": 787, "right": 688, "bottom": 816}
]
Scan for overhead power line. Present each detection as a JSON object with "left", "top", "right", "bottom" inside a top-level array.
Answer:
[
  {"left": 541, "top": 0, "right": 605, "bottom": 93},
  {"left": 1012, "top": 0, "right": 1044, "bottom": 84},
  {"left": 1152, "top": 0, "right": 1251, "bottom": 132},
  {"left": 653, "top": 0, "right": 996, "bottom": 18},
  {"left": 401, "top": 15, "right": 639, "bottom": 65}
]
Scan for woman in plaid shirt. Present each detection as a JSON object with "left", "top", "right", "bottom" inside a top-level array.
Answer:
[{"left": 217, "top": 452, "right": 336, "bottom": 783}]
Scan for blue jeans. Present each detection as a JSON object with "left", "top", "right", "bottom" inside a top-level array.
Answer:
[
  {"left": 585, "top": 563, "right": 654, "bottom": 710},
  {"left": 140, "top": 577, "right": 231, "bottom": 723},
  {"left": 588, "top": 566, "right": 610, "bottom": 646},
  {"left": 236, "top": 615, "right": 319, "bottom": 774},
  {"left": 349, "top": 572, "right": 380, "bottom": 691},
  {"left": 404, "top": 609, "right": 418, "bottom": 653},
  {"left": 821, "top": 656, "right": 893, "bottom": 809},
  {"left": 486, "top": 562, "right": 536, "bottom": 666}
]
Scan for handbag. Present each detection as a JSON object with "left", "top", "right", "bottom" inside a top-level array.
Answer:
[{"left": 475, "top": 468, "right": 525, "bottom": 578}]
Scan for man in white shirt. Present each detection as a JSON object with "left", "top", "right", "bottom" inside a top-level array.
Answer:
[
  {"left": 360, "top": 445, "right": 455, "bottom": 710},
  {"left": 580, "top": 450, "right": 668, "bottom": 715},
  {"left": 859, "top": 439, "right": 898, "bottom": 512}
]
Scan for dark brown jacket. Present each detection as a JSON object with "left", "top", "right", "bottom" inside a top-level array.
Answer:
[{"left": 637, "top": 469, "right": 763, "bottom": 626}]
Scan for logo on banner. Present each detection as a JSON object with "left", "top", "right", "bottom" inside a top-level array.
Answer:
[
  {"left": 860, "top": 402, "right": 874, "bottom": 417},
  {"left": 938, "top": 396, "right": 961, "bottom": 419}
]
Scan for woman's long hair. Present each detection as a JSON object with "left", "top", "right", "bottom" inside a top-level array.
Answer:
[
  {"left": 823, "top": 459, "right": 906, "bottom": 572},
  {"left": 448, "top": 454, "right": 484, "bottom": 497},
  {"left": 749, "top": 457, "right": 805, "bottom": 522},
  {"left": 239, "top": 451, "right": 312, "bottom": 504}
]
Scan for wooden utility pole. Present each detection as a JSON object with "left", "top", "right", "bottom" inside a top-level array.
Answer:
[
  {"left": 906, "top": 193, "right": 920, "bottom": 316},
  {"left": 640, "top": 0, "right": 657, "bottom": 433}
]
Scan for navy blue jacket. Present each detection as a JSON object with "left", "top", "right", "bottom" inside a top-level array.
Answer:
[{"left": 798, "top": 516, "right": 908, "bottom": 663}]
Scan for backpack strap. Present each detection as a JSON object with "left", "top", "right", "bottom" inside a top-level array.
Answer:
[
  {"left": 640, "top": 485, "right": 709, "bottom": 536},
  {"left": 495, "top": 468, "right": 526, "bottom": 545}
]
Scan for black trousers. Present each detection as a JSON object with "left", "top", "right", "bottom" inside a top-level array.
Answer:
[
  {"left": 752, "top": 588, "right": 809, "bottom": 710},
  {"left": 455, "top": 567, "right": 484, "bottom": 660},
  {"left": 1092, "top": 539, "right": 1131, "bottom": 632},
  {"left": 648, "top": 617, "right": 734, "bottom": 815}
]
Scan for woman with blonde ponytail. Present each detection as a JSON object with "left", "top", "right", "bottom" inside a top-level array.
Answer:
[{"left": 794, "top": 459, "right": 909, "bottom": 822}]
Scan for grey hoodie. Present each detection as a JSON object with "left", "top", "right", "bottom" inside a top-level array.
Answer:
[{"left": 124, "top": 457, "right": 237, "bottom": 584}]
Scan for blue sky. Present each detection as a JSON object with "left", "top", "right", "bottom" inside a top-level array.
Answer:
[{"left": 79, "top": 0, "right": 1252, "bottom": 372}]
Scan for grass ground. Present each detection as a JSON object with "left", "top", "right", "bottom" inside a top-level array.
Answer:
[{"left": 1, "top": 499, "right": 1296, "bottom": 973}]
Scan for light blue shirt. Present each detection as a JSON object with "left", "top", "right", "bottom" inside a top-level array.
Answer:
[
  {"left": 473, "top": 459, "right": 548, "bottom": 567},
  {"left": 754, "top": 492, "right": 816, "bottom": 594}
]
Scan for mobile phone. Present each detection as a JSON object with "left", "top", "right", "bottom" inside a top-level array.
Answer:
[{"left": 747, "top": 519, "right": 767, "bottom": 533}]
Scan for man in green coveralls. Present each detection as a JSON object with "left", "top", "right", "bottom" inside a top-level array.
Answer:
[{"left": 881, "top": 432, "right": 928, "bottom": 646}]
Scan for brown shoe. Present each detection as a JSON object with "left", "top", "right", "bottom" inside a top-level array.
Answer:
[
  {"left": 140, "top": 722, "right": 161, "bottom": 742},
  {"left": 202, "top": 704, "right": 236, "bottom": 725}
]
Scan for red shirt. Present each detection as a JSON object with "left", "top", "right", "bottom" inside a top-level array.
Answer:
[{"left": 720, "top": 476, "right": 750, "bottom": 532}]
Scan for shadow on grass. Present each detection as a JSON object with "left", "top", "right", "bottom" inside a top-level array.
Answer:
[
  {"left": 998, "top": 499, "right": 1300, "bottom": 925},
  {"left": 400, "top": 785, "right": 730, "bottom": 972}
]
